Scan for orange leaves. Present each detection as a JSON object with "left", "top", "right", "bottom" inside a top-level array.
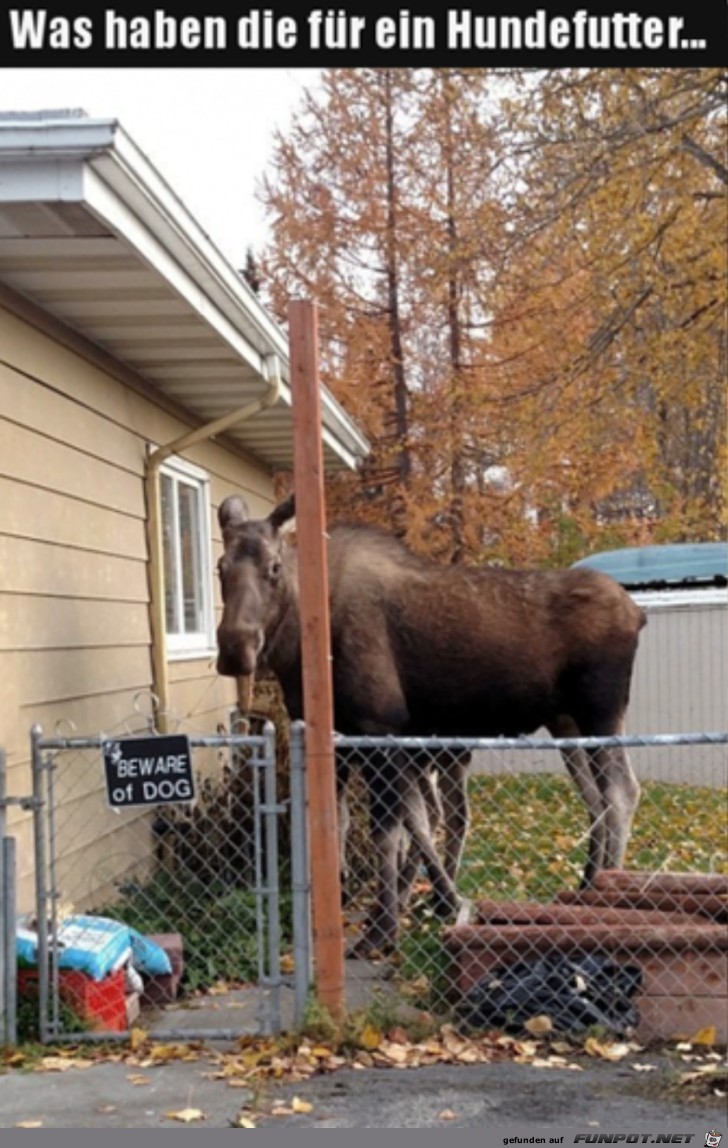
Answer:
[{"left": 262, "top": 68, "right": 725, "bottom": 560}]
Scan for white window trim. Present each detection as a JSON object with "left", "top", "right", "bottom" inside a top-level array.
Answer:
[{"left": 159, "top": 454, "right": 216, "bottom": 661}]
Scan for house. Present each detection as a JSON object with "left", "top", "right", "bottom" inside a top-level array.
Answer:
[{"left": 0, "top": 110, "right": 368, "bottom": 908}]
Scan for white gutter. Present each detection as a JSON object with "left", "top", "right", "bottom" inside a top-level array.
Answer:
[
  {"left": 0, "top": 113, "right": 370, "bottom": 466},
  {"left": 145, "top": 355, "right": 282, "bottom": 732}
]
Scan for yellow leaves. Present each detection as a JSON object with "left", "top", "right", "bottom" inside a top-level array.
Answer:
[
  {"left": 584, "top": 1038, "right": 634, "bottom": 1062},
  {"left": 357, "top": 1024, "right": 383, "bottom": 1051},
  {"left": 523, "top": 1015, "right": 553, "bottom": 1037},
  {"left": 292, "top": 1096, "right": 314, "bottom": 1114},
  {"left": 127, "top": 1074, "right": 152, "bottom": 1087},
  {"left": 129, "top": 1026, "right": 147, "bottom": 1052},
  {"left": 14, "top": 1121, "right": 44, "bottom": 1128},
  {"left": 164, "top": 1107, "right": 206, "bottom": 1123},
  {"left": 689, "top": 1025, "right": 717, "bottom": 1046},
  {"left": 34, "top": 1055, "right": 95, "bottom": 1073},
  {"left": 234, "top": 1115, "right": 257, "bottom": 1128}
]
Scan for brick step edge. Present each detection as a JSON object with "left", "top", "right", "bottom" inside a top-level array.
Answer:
[
  {"left": 473, "top": 899, "right": 704, "bottom": 929},
  {"left": 594, "top": 869, "right": 728, "bottom": 896},
  {"left": 555, "top": 888, "right": 727, "bottom": 922},
  {"left": 443, "top": 921, "right": 728, "bottom": 953}
]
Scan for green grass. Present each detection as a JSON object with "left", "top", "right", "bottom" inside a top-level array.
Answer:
[{"left": 456, "top": 774, "right": 727, "bottom": 903}]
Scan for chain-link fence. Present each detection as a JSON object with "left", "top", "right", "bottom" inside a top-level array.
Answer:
[
  {"left": 333, "top": 732, "right": 728, "bottom": 1043},
  {"left": 24, "top": 723, "right": 303, "bottom": 1043},
  {"left": 12, "top": 722, "right": 728, "bottom": 1047}
]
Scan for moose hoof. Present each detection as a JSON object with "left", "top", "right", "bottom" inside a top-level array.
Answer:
[{"left": 346, "top": 921, "right": 397, "bottom": 959}]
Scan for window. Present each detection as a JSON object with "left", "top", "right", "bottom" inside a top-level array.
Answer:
[{"left": 160, "top": 458, "right": 214, "bottom": 656}]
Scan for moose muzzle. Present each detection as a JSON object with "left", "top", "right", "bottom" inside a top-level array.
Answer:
[{"left": 216, "top": 625, "right": 264, "bottom": 677}]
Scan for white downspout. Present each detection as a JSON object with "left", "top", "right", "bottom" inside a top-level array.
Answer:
[{"left": 145, "top": 354, "right": 282, "bottom": 732}]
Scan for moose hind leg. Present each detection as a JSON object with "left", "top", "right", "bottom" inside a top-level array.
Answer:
[
  {"left": 437, "top": 751, "right": 471, "bottom": 885},
  {"left": 590, "top": 741, "right": 640, "bottom": 871},
  {"left": 398, "top": 759, "right": 460, "bottom": 920},
  {"left": 396, "top": 763, "right": 442, "bottom": 912},
  {"left": 550, "top": 716, "right": 607, "bottom": 888}
]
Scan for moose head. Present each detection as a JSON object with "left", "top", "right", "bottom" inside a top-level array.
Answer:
[{"left": 215, "top": 493, "right": 296, "bottom": 678}]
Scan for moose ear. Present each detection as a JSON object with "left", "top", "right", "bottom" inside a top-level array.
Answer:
[
  {"left": 268, "top": 493, "right": 296, "bottom": 533},
  {"left": 218, "top": 495, "right": 249, "bottom": 534}
]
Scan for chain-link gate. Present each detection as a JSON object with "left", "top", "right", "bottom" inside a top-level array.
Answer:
[
  {"left": 332, "top": 732, "right": 728, "bottom": 1042},
  {"left": 25, "top": 723, "right": 304, "bottom": 1043}
]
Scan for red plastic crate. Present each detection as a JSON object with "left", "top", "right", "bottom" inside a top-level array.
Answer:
[{"left": 18, "top": 967, "right": 128, "bottom": 1033}]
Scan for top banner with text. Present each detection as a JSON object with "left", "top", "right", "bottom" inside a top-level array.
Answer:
[{"left": 0, "top": 4, "right": 724, "bottom": 67}]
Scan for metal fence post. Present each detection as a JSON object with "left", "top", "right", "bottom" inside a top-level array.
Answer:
[
  {"left": 262, "top": 722, "right": 281, "bottom": 1035},
  {"left": 3, "top": 835, "right": 17, "bottom": 1046},
  {"left": 290, "top": 721, "right": 312, "bottom": 1028},
  {"left": 30, "top": 724, "right": 49, "bottom": 1044}
]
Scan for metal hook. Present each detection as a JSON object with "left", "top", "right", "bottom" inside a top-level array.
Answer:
[
  {"left": 132, "top": 690, "right": 160, "bottom": 733},
  {"left": 53, "top": 717, "right": 77, "bottom": 738}
]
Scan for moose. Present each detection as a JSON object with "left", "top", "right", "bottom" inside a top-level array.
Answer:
[{"left": 215, "top": 493, "right": 646, "bottom": 952}]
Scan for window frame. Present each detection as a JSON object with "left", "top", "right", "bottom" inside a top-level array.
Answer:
[{"left": 159, "top": 455, "right": 215, "bottom": 660}]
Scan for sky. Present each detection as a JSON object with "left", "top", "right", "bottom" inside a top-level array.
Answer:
[{"left": 1, "top": 68, "right": 322, "bottom": 269}]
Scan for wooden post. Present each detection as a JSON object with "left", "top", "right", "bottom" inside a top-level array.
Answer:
[{"left": 288, "top": 299, "right": 345, "bottom": 1018}]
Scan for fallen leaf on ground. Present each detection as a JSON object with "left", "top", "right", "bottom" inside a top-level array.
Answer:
[
  {"left": 358, "top": 1025, "right": 382, "bottom": 1051},
  {"left": 631, "top": 1064, "right": 658, "bottom": 1073},
  {"left": 690, "top": 1026, "right": 716, "bottom": 1046},
  {"left": 292, "top": 1097, "right": 313, "bottom": 1113},
  {"left": 151, "top": 1042, "right": 199, "bottom": 1063},
  {"left": 14, "top": 1121, "right": 44, "bottom": 1128},
  {"left": 234, "top": 1115, "right": 257, "bottom": 1128},
  {"left": 378, "top": 1041, "right": 410, "bottom": 1065},
  {"left": 164, "top": 1107, "right": 206, "bottom": 1123},
  {"left": 438, "top": 1110, "right": 458, "bottom": 1121},
  {"left": 584, "top": 1038, "right": 631, "bottom": 1062},
  {"left": 524, "top": 1015, "right": 553, "bottom": 1036},
  {"left": 127, "top": 1074, "right": 152, "bottom": 1086},
  {"left": 35, "top": 1056, "right": 95, "bottom": 1072}
]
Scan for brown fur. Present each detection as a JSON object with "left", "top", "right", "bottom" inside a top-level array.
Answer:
[{"left": 216, "top": 494, "right": 646, "bottom": 951}]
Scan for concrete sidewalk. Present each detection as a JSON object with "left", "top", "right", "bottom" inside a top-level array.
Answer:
[{"left": 1, "top": 1050, "right": 725, "bottom": 1129}]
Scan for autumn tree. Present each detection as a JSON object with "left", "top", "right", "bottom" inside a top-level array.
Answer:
[
  {"left": 261, "top": 69, "right": 421, "bottom": 535},
  {"left": 259, "top": 67, "right": 726, "bottom": 565},
  {"left": 260, "top": 68, "right": 506, "bottom": 556},
  {"left": 487, "top": 67, "right": 727, "bottom": 557}
]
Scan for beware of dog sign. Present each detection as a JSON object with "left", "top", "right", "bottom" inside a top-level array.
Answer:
[{"left": 101, "top": 735, "right": 196, "bottom": 808}]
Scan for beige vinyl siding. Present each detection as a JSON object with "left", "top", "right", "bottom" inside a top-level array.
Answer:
[{"left": 0, "top": 304, "right": 275, "bottom": 910}]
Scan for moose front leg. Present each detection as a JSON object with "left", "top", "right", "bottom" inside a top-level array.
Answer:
[{"left": 349, "top": 753, "right": 406, "bottom": 955}]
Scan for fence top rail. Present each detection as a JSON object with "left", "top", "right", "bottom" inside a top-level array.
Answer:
[
  {"left": 333, "top": 731, "right": 728, "bottom": 751},
  {"left": 30, "top": 732, "right": 271, "bottom": 752}
]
